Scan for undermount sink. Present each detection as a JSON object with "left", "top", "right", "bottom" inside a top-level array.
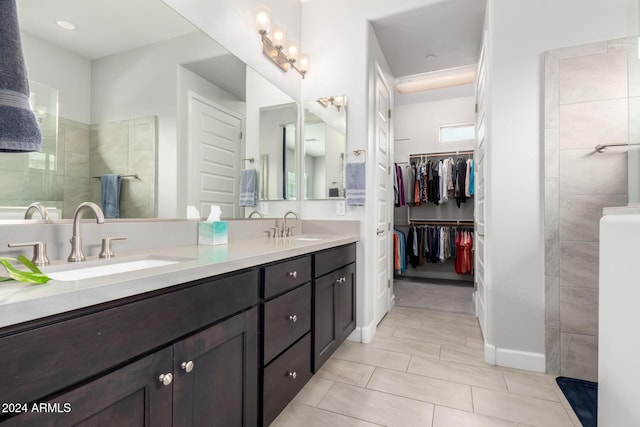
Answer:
[{"left": 46, "top": 256, "right": 192, "bottom": 281}]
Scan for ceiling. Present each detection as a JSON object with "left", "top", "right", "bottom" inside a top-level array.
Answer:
[
  {"left": 17, "top": 0, "right": 197, "bottom": 60},
  {"left": 18, "top": 0, "right": 486, "bottom": 104},
  {"left": 370, "top": 0, "right": 486, "bottom": 103}
]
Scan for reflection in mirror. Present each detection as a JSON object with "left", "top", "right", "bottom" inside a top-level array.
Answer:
[
  {"left": 259, "top": 103, "right": 297, "bottom": 200},
  {"left": 7, "top": 0, "right": 298, "bottom": 220},
  {"left": 303, "top": 97, "right": 347, "bottom": 199}
]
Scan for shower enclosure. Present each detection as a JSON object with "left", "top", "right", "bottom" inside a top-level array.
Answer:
[{"left": 544, "top": 36, "right": 636, "bottom": 381}]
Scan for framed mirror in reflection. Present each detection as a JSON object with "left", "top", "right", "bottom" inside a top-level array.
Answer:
[
  {"left": 303, "top": 96, "right": 347, "bottom": 200},
  {"left": 6, "top": 0, "right": 298, "bottom": 221}
]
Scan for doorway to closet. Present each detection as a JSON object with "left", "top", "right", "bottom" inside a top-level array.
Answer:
[{"left": 391, "top": 97, "right": 476, "bottom": 315}]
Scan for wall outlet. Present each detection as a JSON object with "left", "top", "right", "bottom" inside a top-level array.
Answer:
[
  {"left": 260, "top": 202, "right": 269, "bottom": 215},
  {"left": 336, "top": 200, "right": 346, "bottom": 216}
]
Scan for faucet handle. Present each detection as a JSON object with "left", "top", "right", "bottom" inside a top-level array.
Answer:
[
  {"left": 8, "top": 241, "right": 50, "bottom": 266},
  {"left": 286, "top": 226, "right": 296, "bottom": 237},
  {"left": 99, "top": 236, "right": 126, "bottom": 259}
]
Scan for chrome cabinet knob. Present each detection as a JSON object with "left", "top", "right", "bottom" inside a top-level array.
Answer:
[
  {"left": 181, "top": 361, "right": 195, "bottom": 373},
  {"left": 158, "top": 373, "right": 173, "bottom": 386},
  {"left": 288, "top": 271, "right": 297, "bottom": 278},
  {"left": 289, "top": 314, "right": 298, "bottom": 323},
  {"left": 336, "top": 277, "right": 346, "bottom": 284},
  {"left": 288, "top": 371, "right": 297, "bottom": 380}
]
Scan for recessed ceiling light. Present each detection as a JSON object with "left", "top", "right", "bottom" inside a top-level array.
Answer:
[{"left": 56, "top": 20, "right": 78, "bottom": 31}]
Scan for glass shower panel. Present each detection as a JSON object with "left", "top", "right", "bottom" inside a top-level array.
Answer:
[{"left": 629, "top": 36, "right": 640, "bottom": 204}]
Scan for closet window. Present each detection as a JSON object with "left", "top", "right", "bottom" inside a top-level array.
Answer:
[{"left": 439, "top": 123, "right": 474, "bottom": 143}]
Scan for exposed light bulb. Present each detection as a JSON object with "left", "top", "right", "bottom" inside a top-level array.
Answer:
[
  {"left": 255, "top": 6, "right": 271, "bottom": 33},
  {"left": 271, "top": 24, "right": 287, "bottom": 49},
  {"left": 286, "top": 39, "right": 300, "bottom": 62}
]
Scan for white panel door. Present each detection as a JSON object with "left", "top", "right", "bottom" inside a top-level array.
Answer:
[
  {"left": 189, "top": 95, "right": 242, "bottom": 219},
  {"left": 474, "top": 32, "right": 488, "bottom": 335},
  {"left": 374, "top": 67, "right": 392, "bottom": 326}
]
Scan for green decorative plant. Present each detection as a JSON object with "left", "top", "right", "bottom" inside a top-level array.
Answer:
[{"left": 0, "top": 256, "right": 50, "bottom": 284}]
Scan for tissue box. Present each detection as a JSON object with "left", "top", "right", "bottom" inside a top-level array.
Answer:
[{"left": 198, "top": 221, "right": 228, "bottom": 245}]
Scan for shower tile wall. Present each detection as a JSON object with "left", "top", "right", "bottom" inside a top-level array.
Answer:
[
  {"left": 89, "top": 116, "right": 157, "bottom": 218},
  {"left": 60, "top": 118, "right": 91, "bottom": 218},
  {"left": 545, "top": 40, "right": 630, "bottom": 381}
]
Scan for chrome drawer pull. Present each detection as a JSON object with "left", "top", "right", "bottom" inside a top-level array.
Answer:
[
  {"left": 289, "top": 314, "right": 298, "bottom": 323},
  {"left": 288, "top": 371, "right": 297, "bottom": 380},
  {"left": 288, "top": 271, "right": 297, "bottom": 278},
  {"left": 181, "top": 360, "right": 195, "bottom": 373},
  {"left": 158, "top": 373, "right": 173, "bottom": 386}
]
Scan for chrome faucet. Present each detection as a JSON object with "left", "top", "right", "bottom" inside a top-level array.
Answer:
[
  {"left": 24, "top": 202, "right": 50, "bottom": 220},
  {"left": 282, "top": 210, "right": 300, "bottom": 237},
  {"left": 68, "top": 202, "right": 105, "bottom": 262},
  {"left": 248, "top": 210, "right": 264, "bottom": 219}
]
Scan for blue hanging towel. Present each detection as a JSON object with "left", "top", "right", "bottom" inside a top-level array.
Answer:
[
  {"left": 346, "top": 162, "right": 366, "bottom": 206},
  {"left": 101, "top": 174, "right": 122, "bottom": 218},
  {"left": 0, "top": 0, "right": 42, "bottom": 152},
  {"left": 239, "top": 169, "right": 258, "bottom": 207}
]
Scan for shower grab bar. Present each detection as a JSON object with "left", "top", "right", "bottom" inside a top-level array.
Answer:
[{"left": 595, "top": 142, "right": 640, "bottom": 153}]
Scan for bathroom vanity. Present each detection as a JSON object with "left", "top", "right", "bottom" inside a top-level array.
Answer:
[{"left": 0, "top": 236, "right": 357, "bottom": 426}]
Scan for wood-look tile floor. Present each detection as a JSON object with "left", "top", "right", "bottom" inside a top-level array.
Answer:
[{"left": 271, "top": 306, "right": 581, "bottom": 427}]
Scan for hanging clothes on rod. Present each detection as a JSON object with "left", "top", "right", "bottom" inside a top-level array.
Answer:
[
  {"left": 404, "top": 222, "right": 474, "bottom": 275},
  {"left": 407, "top": 151, "right": 474, "bottom": 209},
  {"left": 394, "top": 163, "right": 406, "bottom": 207}
]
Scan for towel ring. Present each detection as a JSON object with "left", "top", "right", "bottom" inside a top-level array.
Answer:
[
  {"left": 353, "top": 149, "right": 366, "bottom": 156},
  {"left": 242, "top": 157, "right": 255, "bottom": 164}
]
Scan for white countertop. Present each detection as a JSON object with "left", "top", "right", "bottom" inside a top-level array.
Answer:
[{"left": 0, "top": 234, "right": 358, "bottom": 329}]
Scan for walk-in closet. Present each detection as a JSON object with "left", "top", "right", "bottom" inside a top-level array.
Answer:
[{"left": 393, "top": 96, "right": 476, "bottom": 315}]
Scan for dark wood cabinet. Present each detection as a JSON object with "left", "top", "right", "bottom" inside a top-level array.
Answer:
[
  {"left": 0, "top": 243, "right": 357, "bottom": 427},
  {"left": 260, "top": 256, "right": 313, "bottom": 426},
  {"left": 173, "top": 307, "right": 258, "bottom": 427},
  {"left": 3, "top": 347, "right": 173, "bottom": 427},
  {"left": 0, "top": 270, "right": 259, "bottom": 427},
  {"left": 313, "top": 244, "right": 357, "bottom": 372}
]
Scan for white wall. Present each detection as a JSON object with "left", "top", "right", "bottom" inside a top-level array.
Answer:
[
  {"left": 484, "top": 0, "right": 636, "bottom": 370},
  {"left": 22, "top": 33, "right": 91, "bottom": 124},
  {"left": 162, "top": 0, "right": 302, "bottom": 103},
  {"left": 394, "top": 95, "right": 475, "bottom": 161}
]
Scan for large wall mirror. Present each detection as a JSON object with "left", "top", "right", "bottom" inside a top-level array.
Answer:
[
  {"left": 6, "top": 0, "right": 298, "bottom": 220},
  {"left": 303, "top": 96, "right": 347, "bottom": 200}
]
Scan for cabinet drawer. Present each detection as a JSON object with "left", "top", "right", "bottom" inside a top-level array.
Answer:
[
  {"left": 314, "top": 243, "right": 356, "bottom": 277},
  {"left": 263, "top": 334, "right": 312, "bottom": 426},
  {"left": 263, "top": 256, "right": 311, "bottom": 298},
  {"left": 263, "top": 283, "right": 311, "bottom": 364},
  {"left": 0, "top": 269, "right": 259, "bottom": 406}
]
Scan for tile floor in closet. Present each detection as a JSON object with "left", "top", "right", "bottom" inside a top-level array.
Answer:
[{"left": 272, "top": 280, "right": 581, "bottom": 427}]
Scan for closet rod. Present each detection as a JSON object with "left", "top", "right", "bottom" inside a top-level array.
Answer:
[
  {"left": 409, "top": 219, "right": 474, "bottom": 226},
  {"left": 409, "top": 150, "right": 474, "bottom": 158}
]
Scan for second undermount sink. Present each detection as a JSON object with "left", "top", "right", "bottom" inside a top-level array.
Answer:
[{"left": 46, "top": 256, "right": 192, "bottom": 281}]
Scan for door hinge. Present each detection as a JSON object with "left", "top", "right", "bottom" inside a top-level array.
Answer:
[
  {"left": 387, "top": 278, "right": 391, "bottom": 288},
  {"left": 388, "top": 222, "right": 391, "bottom": 231},
  {"left": 475, "top": 103, "right": 478, "bottom": 113},
  {"left": 388, "top": 165, "right": 391, "bottom": 175},
  {"left": 388, "top": 109, "right": 392, "bottom": 119}
]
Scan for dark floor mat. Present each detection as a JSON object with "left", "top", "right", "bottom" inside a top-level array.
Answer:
[{"left": 556, "top": 376, "right": 598, "bottom": 427}]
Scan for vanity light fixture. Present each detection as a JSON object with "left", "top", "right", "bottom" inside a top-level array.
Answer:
[
  {"left": 317, "top": 95, "right": 347, "bottom": 111},
  {"left": 256, "top": 6, "right": 309, "bottom": 78},
  {"left": 395, "top": 64, "right": 477, "bottom": 94}
]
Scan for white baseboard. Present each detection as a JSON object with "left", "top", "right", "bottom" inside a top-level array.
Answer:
[
  {"left": 349, "top": 318, "right": 378, "bottom": 344},
  {"left": 484, "top": 341, "right": 546, "bottom": 372}
]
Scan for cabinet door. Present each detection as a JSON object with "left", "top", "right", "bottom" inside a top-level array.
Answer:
[
  {"left": 1, "top": 348, "right": 173, "bottom": 427},
  {"left": 313, "top": 271, "right": 338, "bottom": 372},
  {"left": 173, "top": 307, "right": 258, "bottom": 427},
  {"left": 337, "top": 263, "right": 356, "bottom": 343}
]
